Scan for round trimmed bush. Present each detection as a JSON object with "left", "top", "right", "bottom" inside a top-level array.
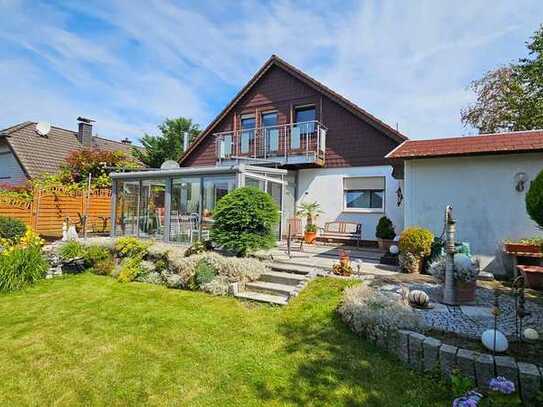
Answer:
[
  {"left": 526, "top": 169, "right": 543, "bottom": 228},
  {"left": 0, "top": 215, "right": 26, "bottom": 241},
  {"left": 210, "top": 187, "right": 280, "bottom": 256},
  {"left": 398, "top": 227, "right": 434, "bottom": 258}
]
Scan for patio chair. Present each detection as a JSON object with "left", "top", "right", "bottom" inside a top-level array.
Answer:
[{"left": 286, "top": 217, "right": 304, "bottom": 254}]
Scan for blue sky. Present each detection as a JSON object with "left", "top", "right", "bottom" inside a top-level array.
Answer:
[{"left": 1, "top": 0, "right": 542, "bottom": 143}]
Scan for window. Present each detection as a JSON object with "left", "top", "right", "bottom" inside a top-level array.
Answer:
[
  {"left": 343, "top": 176, "right": 385, "bottom": 212},
  {"left": 240, "top": 116, "right": 255, "bottom": 154},
  {"left": 292, "top": 106, "right": 316, "bottom": 149},
  {"left": 262, "top": 112, "right": 279, "bottom": 153}
]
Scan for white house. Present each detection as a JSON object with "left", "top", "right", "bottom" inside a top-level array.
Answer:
[{"left": 387, "top": 130, "right": 543, "bottom": 276}]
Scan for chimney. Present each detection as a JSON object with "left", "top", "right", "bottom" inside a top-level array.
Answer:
[
  {"left": 77, "top": 116, "right": 95, "bottom": 148},
  {"left": 121, "top": 137, "right": 132, "bottom": 145}
]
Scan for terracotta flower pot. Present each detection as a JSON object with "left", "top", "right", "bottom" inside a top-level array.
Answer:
[
  {"left": 455, "top": 280, "right": 477, "bottom": 304},
  {"left": 519, "top": 266, "right": 543, "bottom": 290},
  {"left": 503, "top": 242, "right": 541, "bottom": 254},
  {"left": 304, "top": 231, "right": 317, "bottom": 244}
]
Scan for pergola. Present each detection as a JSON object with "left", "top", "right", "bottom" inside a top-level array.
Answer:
[{"left": 109, "top": 164, "right": 287, "bottom": 243}]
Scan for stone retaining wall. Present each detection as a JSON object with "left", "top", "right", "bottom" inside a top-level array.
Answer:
[{"left": 391, "top": 330, "right": 541, "bottom": 405}]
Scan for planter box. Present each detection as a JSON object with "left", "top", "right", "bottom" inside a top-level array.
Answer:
[
  {"left": 504, "top": 242, "right": 541, "bottom": 254},
  {"left": 517, "top": 265, "right": 543, "bottom": 290}
]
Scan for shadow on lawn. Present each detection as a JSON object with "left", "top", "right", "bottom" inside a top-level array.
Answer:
[{"left": 253, "top": 280, "right": 448, "bottom": 406}]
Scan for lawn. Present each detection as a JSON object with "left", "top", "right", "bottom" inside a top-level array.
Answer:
[{"left": 0, "top": 274, "right": 451, "bottom": 406}]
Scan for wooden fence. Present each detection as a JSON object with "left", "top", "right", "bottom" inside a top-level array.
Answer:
[{"left": 0, "top": 188, "right": 112, "bottom": 237}]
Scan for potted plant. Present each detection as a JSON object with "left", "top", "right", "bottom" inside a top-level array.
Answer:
[
  {"left": 398, "top": 226, "right": 434, "bottom": 273},
  {"left": 430, "top": 254, "right": 479, "bottom": 303},
  {"left": 375, "top": 216, "right": 396, "bottom": 250},
  {"left": 296, "top": 201, "right": 323, "bottom": 244}
]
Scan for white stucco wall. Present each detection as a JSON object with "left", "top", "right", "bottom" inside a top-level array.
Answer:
[
  {"left": 0, "top": 141, "right": 27, "bottom": 185},
  {"left": 404, "top": 152, "right": 543, "bottom": 275},
  {"left": 297, "top": 165, "right": 404, "bottom": 240}
]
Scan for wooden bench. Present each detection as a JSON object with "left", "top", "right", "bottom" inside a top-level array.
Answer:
[{"left": 320, "top": 221, "right": 362, "bottom": 247}]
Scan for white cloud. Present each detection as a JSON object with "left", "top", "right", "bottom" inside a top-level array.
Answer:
[{"left": 0, "top": 0, "right": 542, "bottom": 142}]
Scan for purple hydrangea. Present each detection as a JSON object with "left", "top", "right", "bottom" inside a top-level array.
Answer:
[
  {"left": 452, "top": 398, "right": 478, "bottom": 407},
  {"left": 488, "top": 376, "right": 515, "bottom": 394}
]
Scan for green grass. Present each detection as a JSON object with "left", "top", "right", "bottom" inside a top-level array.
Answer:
[{"left": 0, "top": 274, "right": 451, "bottom": 406}]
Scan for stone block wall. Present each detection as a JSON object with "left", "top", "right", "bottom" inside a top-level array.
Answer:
[{"left": 392, "top": 330, "right": 541, "bottom": 405}]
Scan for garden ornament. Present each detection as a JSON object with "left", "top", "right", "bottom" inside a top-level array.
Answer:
[
  {"left": 442, "top": 205, "right": 457, "bottom": 305},
  {"left": 407, "top": 290, "right": 430, "bottom": 308}
]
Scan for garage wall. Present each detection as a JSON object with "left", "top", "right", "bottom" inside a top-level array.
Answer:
[
  {"left": 404, "top": 152, "right": 543, "bottom": 275},
  {"left": 297, "top": 165, "right": 404, "bottom": 240}
]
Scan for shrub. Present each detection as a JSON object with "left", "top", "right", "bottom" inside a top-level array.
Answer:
[
  {"left": 338, "top": 284, "right": 422, "bottom": 343},
  {"left": 168, "top": 251, "right": 267, "bottom": 288},
  {"left": 19, "top": 229, "right": 44, "bottom": 249},
  {"left": 210, "top": 187, "right": 279, "bottom": 256},
  {"left": 0, "top": 216, "right": 26, "bottom": 241},
  {"left": 115, "top": 237, "right": 149, "bottom": 258},
  {"left": 375, "top": 216, "right": 396, "bottom": 240},
  {"left": 117, "top": 256, "right": 144, "bottom": 283},
  {"left": 526, "top": 169, "right": 543, "bottom": 229},
  {"left": 399, "top": 252, "right": 420, "bottom": 273},
  {"left": 398, "top": 227, "right": 434, "bottom": 258},
  {"left": 0, "top": 246, "right": 48, "bottom": 292},
  {"left": 59, "top": 241, "right": 87, "bottom": 260},
  {"left": 184, "top": 240, "right": 211, "bottom": 257},
  {"left": 190, "top": 259, "right": 217, "bottom": 290},
  {"left": 201, "top": 276, "right": 230, "bottom": 296},
  {"left": 429, "top": 255, "right": 479, "bottom": 283},
  {"left": 84, "top": 245, "right": 114, "bottom": 275}
]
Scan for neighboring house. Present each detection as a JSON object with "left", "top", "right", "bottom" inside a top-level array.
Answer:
[
  {"left": 386, "top": 130, "right": 543, "bottom": 276},
  {"left": 0, "top": 117, "right": 135, "bottom": 184},
  {"left": 179, "top": 55, "right": 407, "bottom": 239}
]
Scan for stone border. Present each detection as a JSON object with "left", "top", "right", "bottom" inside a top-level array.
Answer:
[{"left": 389, "top": 330, "right": 542, "bottom": 405}]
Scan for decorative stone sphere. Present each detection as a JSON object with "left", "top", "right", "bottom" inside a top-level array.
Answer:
[
  {"left": 481, "top": 329, "right": 509, "bottom": 352},
  {"left": 523, "top": 328, "right": 539, "bottom": 341},
  {"left": 389, "top": 245, "right": 399, "bottom": 255},
  {"left": 408, "top": 290, "right": 430, "bottom": 308}
]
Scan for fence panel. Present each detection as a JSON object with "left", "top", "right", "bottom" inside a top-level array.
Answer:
[{"left": 0, "top": 188, "right": 112, "bottom": 237}]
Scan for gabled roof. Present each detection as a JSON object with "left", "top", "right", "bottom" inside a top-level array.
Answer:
[
  {"left": 386, "top": 129, "right": 543, "bottom": 160},
  {"left": 0, "top": 121, "right": 137, "bottom": 179},
  {"left": 180, "top": 55, "right": 407, "bottom": 164}
]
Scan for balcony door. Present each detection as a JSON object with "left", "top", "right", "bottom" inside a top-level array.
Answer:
[
  {"left": 292, "top": 106, "right": 316, "bottom": 150},
  {"left": 240, "top": 115, "right": 256, "bottom": 156},
  {"left": 261, "top": 111, "right": 279, "bottom": 157}
]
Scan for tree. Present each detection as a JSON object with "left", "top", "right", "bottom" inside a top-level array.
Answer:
[
  {"left": 461, "top": 25, "right": 543, "bottom": 133},
  {"left": 132, "top": 117, "right": 200, "bottom": 168}
]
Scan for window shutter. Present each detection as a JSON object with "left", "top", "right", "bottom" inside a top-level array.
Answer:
[{"left": 343, "top": 176, "right": 385, "bottom": 190}]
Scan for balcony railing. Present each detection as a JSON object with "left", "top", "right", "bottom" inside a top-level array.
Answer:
[{"left": 215, "top": 120, "right": 326, "bottom": 166}]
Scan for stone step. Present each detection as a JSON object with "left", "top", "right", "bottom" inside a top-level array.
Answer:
[
  {"left": 246, "top": 281, "right": 297, "bottom": 297},
  {"left": 259, "top": 271, "right": 307, "bottom": 286},
  {"left": 269, "top": 262, "right": 314, "bottom": 275},
  {"left": 235, "top": 290, "right": 288, "bottom": 305}
]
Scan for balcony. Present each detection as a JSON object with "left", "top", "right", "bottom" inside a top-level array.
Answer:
[{"left": 215, "top": 121, "right": 326, "bottom": 167}]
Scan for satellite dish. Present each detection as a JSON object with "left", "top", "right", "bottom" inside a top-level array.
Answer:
[
  {"left": 160, "top": 160, "right": 180, "bottom": 170},
  {"left": 35, "top": 121, "right": 51, "bottom": 136}
]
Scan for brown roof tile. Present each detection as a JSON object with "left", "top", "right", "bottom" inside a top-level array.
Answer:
[
  {"left": 386, "top": 130, "right": 543, "bottom": 160},
  {"left": 0, "top": 122, "right": 138, "bottom": 178}
]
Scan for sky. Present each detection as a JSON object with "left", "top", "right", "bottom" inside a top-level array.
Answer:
[{"left": 1, "top": 0, "right": 542, "bottom": 143}]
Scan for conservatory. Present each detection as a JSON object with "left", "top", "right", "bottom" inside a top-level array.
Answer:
[{"left": 109, "top": 164, "right": 287, "bottom": 243}]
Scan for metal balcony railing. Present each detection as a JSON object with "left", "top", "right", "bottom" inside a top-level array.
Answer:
[{"left": 215, "top": 120, "right": 326, "bottom": 165}]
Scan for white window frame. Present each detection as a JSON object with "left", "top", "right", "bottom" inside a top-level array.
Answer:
[{"left": 342, "top": 176, "right": 385, "bottom": 214}]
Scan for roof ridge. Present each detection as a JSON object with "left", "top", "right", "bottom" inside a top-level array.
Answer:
[{"left": 0, "top": 121, "right": 35, "bottom": 135}]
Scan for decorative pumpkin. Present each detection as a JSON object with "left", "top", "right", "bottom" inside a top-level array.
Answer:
[{"left": 408, "top": 290, "right": 430, "bottom": 308}]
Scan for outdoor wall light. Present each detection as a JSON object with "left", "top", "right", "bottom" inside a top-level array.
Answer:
[{"left": 514, "top": 172, "right": 528, "bottom": 192}]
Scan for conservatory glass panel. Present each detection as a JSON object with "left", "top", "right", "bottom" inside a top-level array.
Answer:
[
  {"left": 170, "top": 177, "right": 201, "bottom": 243},
  {"left": 139, "top": 178, "right": 166, "bottom": 240},
  {"left": 114, "top": 180, "right": 140, "bottom": 236}
]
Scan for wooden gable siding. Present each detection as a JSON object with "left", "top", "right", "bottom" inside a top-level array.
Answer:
[{"left": 182, "top": 65, "right": 399, "bottom": 168}]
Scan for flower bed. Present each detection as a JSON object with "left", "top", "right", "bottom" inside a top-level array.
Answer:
[{"left": 50, "top": 237, "right": 268, "bottom": 296}]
